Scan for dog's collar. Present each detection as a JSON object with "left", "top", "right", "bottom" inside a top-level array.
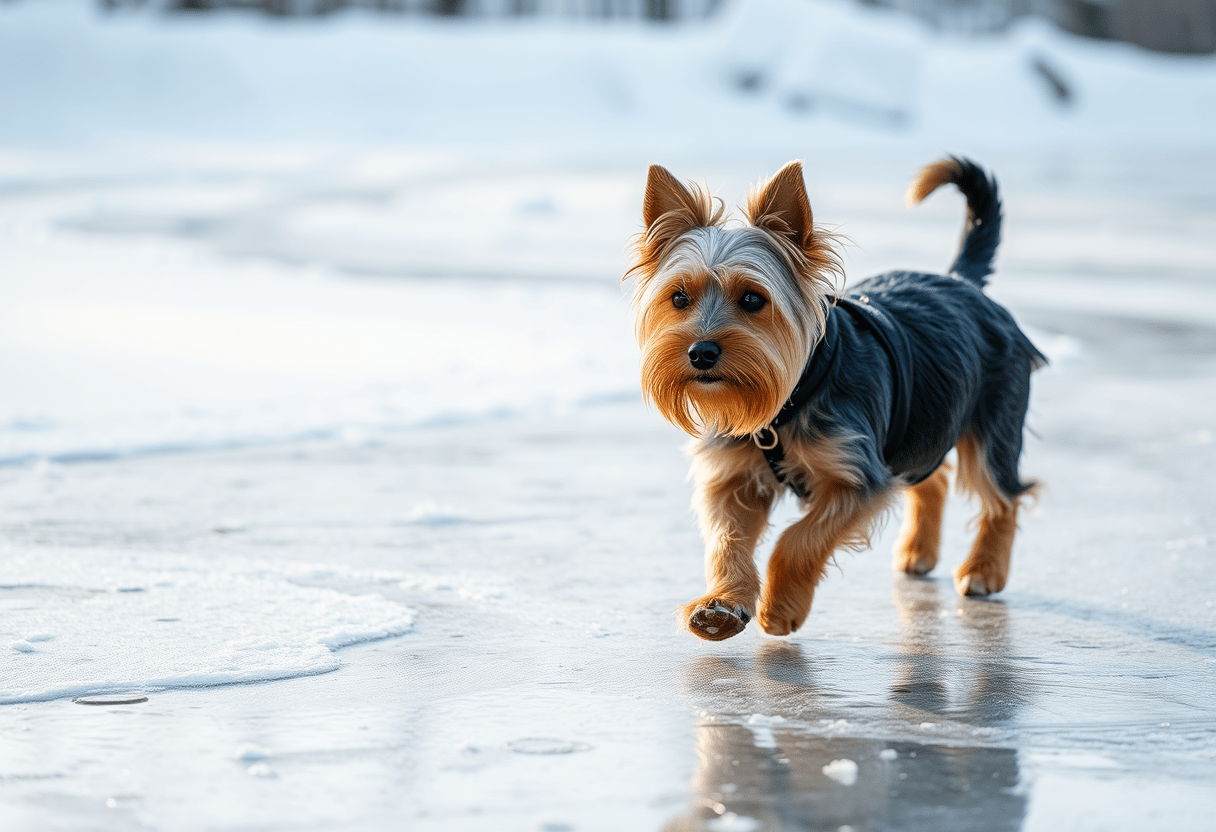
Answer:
[
  {"left": 751, "top": 302, "right": 840, "bottom": 500},
  {"left": 752, "top": 294, "right": 915, "bottom": 499}
]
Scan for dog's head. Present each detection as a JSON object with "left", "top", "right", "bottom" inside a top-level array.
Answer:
[{"left": 626, "top": 161, "right": 841, "bottom": 437}]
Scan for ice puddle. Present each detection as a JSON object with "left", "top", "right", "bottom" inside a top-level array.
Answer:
[{"left": 0, "top": 548, "right": 415, "bottom": 704}]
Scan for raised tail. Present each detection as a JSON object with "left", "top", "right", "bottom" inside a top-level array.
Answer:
[{"left": 906, "top": 156, "right": 1001, "bottom": 288}]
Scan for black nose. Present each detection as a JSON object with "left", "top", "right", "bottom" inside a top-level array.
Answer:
[{"left": 688, "top": 341, "right": 721, "bottom": 370}]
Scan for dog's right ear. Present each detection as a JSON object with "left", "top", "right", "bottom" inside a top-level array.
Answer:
[
  {"left": 642, "top": 165, "right": 718, "bottom": 237},
  {"left": 629, "top": 166, "right": 722, "bottom": 283},
  {"left": 643, "top": 165, "right": 694, "bottom": 228}
]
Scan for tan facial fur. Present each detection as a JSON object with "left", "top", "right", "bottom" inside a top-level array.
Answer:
[{"left": 627, "top": 162, "right": 841, "bottom": 438}]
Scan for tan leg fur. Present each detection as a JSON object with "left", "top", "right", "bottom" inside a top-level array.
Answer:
[
  {"left": 893, "top": 464, "right": 951, "bottom": 576},
  {"left": 757, "top": 482, "right": 895, "bottom": 636},
  {"left": 953, "top": 433, "right": 1021, "bottom": 596},
  {"left": 682, "top": 441, "right": 775, "bottom": 641}
]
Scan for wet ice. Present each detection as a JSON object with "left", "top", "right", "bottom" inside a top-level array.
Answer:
[{"left": 1, "top": 0, "right": 1215, "bottom": 829}]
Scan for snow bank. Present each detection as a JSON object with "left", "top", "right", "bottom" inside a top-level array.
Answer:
[
  {"left": 1, "top": 0, "right": 1214, "bottom": 150},
  {"left": 0, "top": 549, "right": 415, "bottom": 704},
  {"left": 1, "top": 0, "right": 1213, "bottom": 463},
  {"left": 0, "top": 227, "right": 638, "bottom": 463}
]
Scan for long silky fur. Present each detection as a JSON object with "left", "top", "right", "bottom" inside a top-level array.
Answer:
[
  {"left": 627, "top": 156, "right": 1046, "bottom": 641},
  {"left": 626, "top": 165, "right": 844, "bottom": 437}
]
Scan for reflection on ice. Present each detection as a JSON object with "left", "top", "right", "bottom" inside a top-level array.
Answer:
[
  {"left": 664, "top": 721, "right": 1025, "bottom": 831},
  {"left": 668, "top": 580, "right": 1033, "bottom": 829},
  {"left": 890, "top": 576, "right": 1031, "bottom": 727}
]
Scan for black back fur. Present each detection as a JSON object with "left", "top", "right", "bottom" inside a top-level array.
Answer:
[{"left": 787, "top": 159, "right": 1045, "bottom": 502}]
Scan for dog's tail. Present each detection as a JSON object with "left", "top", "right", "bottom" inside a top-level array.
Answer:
[{"left": 906, "top": 156, "right": 1001, "bottom": 289}]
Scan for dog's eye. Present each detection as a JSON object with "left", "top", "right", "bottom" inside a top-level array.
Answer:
[
  {"left": 739, "top": 291, "right": 767, "bottom": 313},
  {"left": 671, "top": 290, "right": 690, "bottom": 309}
]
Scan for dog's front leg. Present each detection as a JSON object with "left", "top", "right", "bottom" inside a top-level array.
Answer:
[
  {"left": 682, "top": 472, "right": 774, "bottom": 641},
  {"left": 759, "top": 483, "right": 895, "bottom": 636}
]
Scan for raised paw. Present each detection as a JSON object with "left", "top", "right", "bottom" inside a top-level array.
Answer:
[{"left": 684, "top": 599, "right": 752, "bottom": 642}]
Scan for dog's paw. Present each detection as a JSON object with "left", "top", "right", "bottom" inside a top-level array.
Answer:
[
  {"left": 894, "top": 544, "right": 937, "bottom": 576},
  {"left": 684, "top": 599, "right": 751, "bottom": 641},
  {"left": 894, "top": 521, "right": 940, "bottom": 576},
  {"left": 953, "top": 563, "right": 1007, "bottom": 597},
  {"left": 757, "top": 616, "right": 799, "bottom": 636},
  {"left": 757, "top": 580, "right": 813, "bottom": 637},
  {"left": 756, "top": 602, "right": 806, "bottom": 637}
]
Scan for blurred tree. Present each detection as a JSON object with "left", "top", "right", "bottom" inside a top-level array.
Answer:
[
  {"left": 862, "top": 0, "right": 1216, "bottom": 54},
  {"left": 93, "top": 0, "right": 1216, "bottom": 53}
]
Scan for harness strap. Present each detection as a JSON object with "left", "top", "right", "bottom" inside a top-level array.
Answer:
[{"left": 753, "top": 294, "right": 914, "bottom": 497}]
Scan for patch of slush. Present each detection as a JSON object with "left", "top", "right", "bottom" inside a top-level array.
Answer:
[
  {"left": 746, "top": 713, "right": 787, "bottom": 749},
  {"left": 822, "top": 758, "right": 860, "bottom": 785},
  {"left": 0, "top": 548, "right": 415, "bottom": 705}
]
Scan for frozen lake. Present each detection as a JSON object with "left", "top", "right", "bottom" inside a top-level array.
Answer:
[
  {"left": 2, "top": 1, "right": 1216, "bottom": 828},
  {"left": 2, "top": 147, "right": 1215, "bottom": 830}
]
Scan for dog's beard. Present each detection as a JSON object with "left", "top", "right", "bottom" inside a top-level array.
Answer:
[{"left": 639, "top": 332, "right": 798, "bottom": 437}]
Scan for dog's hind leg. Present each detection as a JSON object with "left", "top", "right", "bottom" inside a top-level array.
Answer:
[
  {"left": 953, "top": 432, "right": 1029, "bottom": 596},
  {"left": 758, "top": 484, "right": 895, "bottom": 636},
  {"left": 893, "top": 464, "right": 951, "bottom": 576}
]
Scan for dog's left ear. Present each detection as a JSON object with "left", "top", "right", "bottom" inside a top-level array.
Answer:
[{"left": 747, "top": 161, "right": 815, "bottom": 250}]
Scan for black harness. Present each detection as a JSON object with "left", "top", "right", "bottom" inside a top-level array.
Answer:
[{"left": 752, "top": 294, "right": 915, "bottom": 499}]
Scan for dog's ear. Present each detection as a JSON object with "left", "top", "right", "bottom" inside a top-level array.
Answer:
[
  {"left": 630, "top": 166, "right": 722, "bottom": 281},
  {"left": 643, "top": 165, "right": 695, "bottom": 228},
  {"left": 747, "top": 161, "right": 814, "bottom": 249},
  {"left": 642, "top": 165, "right": 721, "bottom": 239}
]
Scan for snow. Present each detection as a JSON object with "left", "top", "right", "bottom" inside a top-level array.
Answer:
[
  {"left": 2, "top": 0, "right": 1215, "bottom": 466},
  {"left": 822, "top": 758, "right": 860, "bottom": 785},
  {"left": 0, "top": 548, "right": 415, "bottom": 704},
  {"left": 3, "top": 0, "right": 1215, "bottom": 151},
  {"left": 745, "top": 713, "right": 786, "bottom": 747}
]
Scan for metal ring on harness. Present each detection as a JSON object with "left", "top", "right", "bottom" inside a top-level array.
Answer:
[{"left": 752, "top": 428, "right": 779, "bottom": 450}]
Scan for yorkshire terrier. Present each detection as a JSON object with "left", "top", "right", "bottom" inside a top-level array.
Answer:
[{"left": 627, "top": 157, "right": 1045, "bottom": 641}]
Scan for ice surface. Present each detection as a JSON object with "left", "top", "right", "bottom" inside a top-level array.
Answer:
[
  {"left": 232, "top": 743, "right": 270, "bottom": 762},
  {"left": 1, "top": 1, "right": 1215, "bottom": 829},
  {"left": 0, "top": 549, "right": 415, "bottom": 704}
]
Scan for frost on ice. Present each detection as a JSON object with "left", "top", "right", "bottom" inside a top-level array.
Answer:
[
  {"left": 746, "top": 713, "right": 787, "bottom": 749},
  {"left": 0, "top": 549, "right": 415, "bottom": 705},
  {"left": 822, "top": 758, "right": 860, "bottom": 785}
]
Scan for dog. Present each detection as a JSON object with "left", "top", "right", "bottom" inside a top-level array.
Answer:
[{"left": 626, "top": 157, "right": 1045, "bottom": 641}]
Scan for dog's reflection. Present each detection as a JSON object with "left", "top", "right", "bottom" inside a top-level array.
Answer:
[
  {"left": 663, "top": 581, "right": 1029, "bottom": 831},
  {"left": 890, "top": 575, "right": 1028, "bottom": 725}
]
